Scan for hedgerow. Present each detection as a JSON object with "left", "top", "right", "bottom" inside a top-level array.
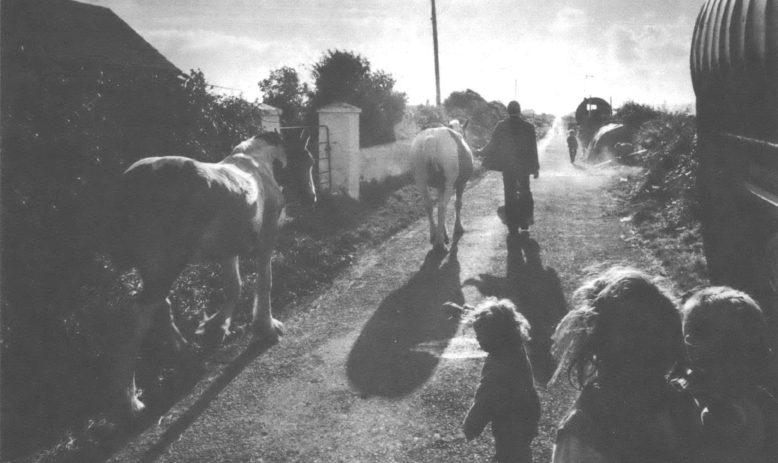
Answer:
[{"left": 0, "top": 61, "right": 270, "bottom": 459}]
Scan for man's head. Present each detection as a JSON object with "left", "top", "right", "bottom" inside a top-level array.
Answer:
[{"left": 507, "top": 100, "right": 521, "bottom": 115}]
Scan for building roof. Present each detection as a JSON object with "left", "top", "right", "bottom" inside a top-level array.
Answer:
[{"left": 2, "top": 0, "right": 181, "bottom": 73}]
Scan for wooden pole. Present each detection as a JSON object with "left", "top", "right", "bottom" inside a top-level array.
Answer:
[{"left": 431, "top": 0, "right": 441, "bottom": 106}]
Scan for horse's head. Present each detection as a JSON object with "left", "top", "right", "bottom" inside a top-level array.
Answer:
[
  {"left": 448, "top": 119, "right": 470, "bottom": 141},
  {"left": 280, "top": 129, "right": 317, "bottom": 207}
]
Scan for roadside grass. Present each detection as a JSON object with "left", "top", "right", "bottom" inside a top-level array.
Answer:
[{"left": 607, "top": 107, "right": 709, "bottom": 295}]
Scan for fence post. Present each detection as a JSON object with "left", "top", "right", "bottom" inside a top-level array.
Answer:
[{"left": 317, "top": 102, "right": 362, "bottom": 199}]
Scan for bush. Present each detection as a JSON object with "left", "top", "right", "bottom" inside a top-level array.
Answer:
[
  {"left": 621, "top": 108, "right": 700, "bottom": 230},
  {"left": 612, "top": 101, "right": 662, "bottom": 129}
]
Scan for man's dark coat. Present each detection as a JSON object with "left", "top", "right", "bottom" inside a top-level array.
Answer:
[{"left": 481, "top": 115, "right": 539, "bottom": 175}]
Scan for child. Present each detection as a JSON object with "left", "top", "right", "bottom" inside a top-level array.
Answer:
[
  {"left": 549, "top": 266, "right": 695, "bottom": 463},
  {"left": 460, "top": 298, "right": 540, "bottom": 463},
  {"left": 681, "top": 286, "right": 778, "bottom": 462}
]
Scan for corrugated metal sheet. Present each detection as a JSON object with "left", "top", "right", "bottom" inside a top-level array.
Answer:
[{"left": 691, "top": 0, "right": 778, "bottom": 139}]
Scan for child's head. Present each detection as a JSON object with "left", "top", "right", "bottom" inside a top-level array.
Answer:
[
  {"left": 682, "top": 286, "right": 772, "bottom": 402},
  {"left": 467, "top": 298, "right": 530, "bottom": 354},
  {"left": 550, "top": 266, "right": 684, "bottom": 388}
]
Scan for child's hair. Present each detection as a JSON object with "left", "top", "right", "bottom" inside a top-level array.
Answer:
[
  {"left": 549, "top": 265, "right": 684, "bottom": 388},
  {"left": 466, "top": 298, "right": 530, "bottom": 353},
  {"left": 682, "top": 286, "right": 773, "bottom": 385}
]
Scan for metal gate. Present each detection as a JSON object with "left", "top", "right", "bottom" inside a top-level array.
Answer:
[{"left": 279, "top": 125, "right": 332, "bottom": 192}]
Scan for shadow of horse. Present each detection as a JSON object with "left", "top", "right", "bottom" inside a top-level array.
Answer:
[
  {"left": 346, "top": 242, "right": 464, "bottom": 397},
  {"left": 464, "top": 235, "right": 569, "bottom": 385}
]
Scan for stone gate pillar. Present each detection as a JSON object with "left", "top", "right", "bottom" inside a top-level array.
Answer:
[
  {"left": 258, "top": 103, "right": 281, "bottom": 133},
  {"left": 317, "top": 102, "right": 362, "bottom": 199}
]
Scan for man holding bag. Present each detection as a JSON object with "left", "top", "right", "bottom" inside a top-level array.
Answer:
[{"left": 479, "top": 101, "right": 539, "bottom": 235}]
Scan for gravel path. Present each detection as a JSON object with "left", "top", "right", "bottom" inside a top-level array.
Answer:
[{"left": 107, "top": 118, "right": 663, "bottom": 463}]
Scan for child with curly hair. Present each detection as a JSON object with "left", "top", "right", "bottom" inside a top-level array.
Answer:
[
  {"left": 460, "top": 298, "right": 540, "bottom": 463},
  {"left": 681, "top": 286, "right": 778, "bottom": 462},
  {"left": 549, "top": 266, "right": 696, "bottom": 463}
]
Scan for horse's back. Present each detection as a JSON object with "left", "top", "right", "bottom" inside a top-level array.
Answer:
[{"left": 112, "top": 156, "right": 267, "bottom": 270}]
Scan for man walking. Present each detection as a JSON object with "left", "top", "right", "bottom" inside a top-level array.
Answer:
[
  {"left": 566, "top": 129, "right": 578, "bottom": 164},
  {"left": 480, "top": 101, "right": 539, "bottom": 235}
]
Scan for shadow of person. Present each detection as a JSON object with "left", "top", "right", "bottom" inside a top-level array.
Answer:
[
  {"left": 511, "top": 236, "right": 568, "bottom": 384},
  {"left": 347, "top": 239, "right": 464, "bottom": 398},
  {"left": 464, "top": 235, "right": 568, "bottom": 385}
]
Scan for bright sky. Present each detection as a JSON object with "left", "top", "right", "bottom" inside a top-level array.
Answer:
[{"left": 84, "top": 0, "right": 706, "bottom": 114}]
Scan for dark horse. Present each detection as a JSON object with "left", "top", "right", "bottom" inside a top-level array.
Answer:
[{"left": 109, "top": 130, "right": 316, "bottom": 416}]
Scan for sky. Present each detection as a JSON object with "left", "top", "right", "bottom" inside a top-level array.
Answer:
[{"left": 84, "top": 0, "right": 707, "bottom": 115}]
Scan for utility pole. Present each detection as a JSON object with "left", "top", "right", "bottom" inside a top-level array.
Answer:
[{"left": 431, "top": 0, "right": 441, "bottom": 106}]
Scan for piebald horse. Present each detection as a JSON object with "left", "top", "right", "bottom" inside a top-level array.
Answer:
[
  {"left": 410, "top": 120, "right": 474, "bottom": 253},
  {"left": 110, "top": 130, "right": 316, "bottom": 416}
]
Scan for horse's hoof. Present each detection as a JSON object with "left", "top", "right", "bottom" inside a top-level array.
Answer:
[
  {"left": 131, "top": 396, "right": 146, "bottom": 417},
  {"left": 250, "top": 319, "right": 284, "bottom": 347}
]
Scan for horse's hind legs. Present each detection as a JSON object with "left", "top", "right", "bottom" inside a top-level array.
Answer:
[
  {"left": 454, "top": 187, "right": 465, "bottom": 236},
  {"left": 196, "top": 256, "right": 242, "bottom": 345},
  {"left": 111, "top": 295, "right": 170, "bottom": 418},
  {"left": 161, "top": 298, "right": 188, "bottom": 352}
]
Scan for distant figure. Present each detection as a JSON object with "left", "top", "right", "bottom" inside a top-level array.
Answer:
[
  {"left": 550, "top": 266, "right": 696, "bottom": 463},
  {"left": 566, "top": 130, "right": 578, "bottom": 164},
  {"left": 461, "top": 298, "right": 540, "bottom": 463},
  {"left": 681, "top": 287, "right": 778, "bottom": 462},
  {"left": 479, "top": 101, "right": 539, "bottom": 235}
]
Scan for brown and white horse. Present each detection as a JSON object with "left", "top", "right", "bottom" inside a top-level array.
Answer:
[
  {"left": 109, "top": 130, "right": 316, "bottom": 416},
  {"left": 410, "top": 120, "right": 474, "bottom": 253}
]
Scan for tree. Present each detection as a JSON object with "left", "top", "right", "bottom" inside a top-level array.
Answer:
[
  {"left": 259, "top": 66, "right": 308, "bottom": 127},
  {"left": 308, "top": 50, "right": 407, "bottom": 147}
]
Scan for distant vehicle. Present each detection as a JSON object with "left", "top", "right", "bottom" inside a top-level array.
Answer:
[
  {"left": 575, "top": 97, "right": 612, "bottom": 158},
  {"left": 691, "top": 0, "right": 778, "bottom": 315}
]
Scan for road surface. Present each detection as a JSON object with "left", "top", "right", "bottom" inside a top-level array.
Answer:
[{"left": 108, "top": 117, "right": 662, "bottom": 463}]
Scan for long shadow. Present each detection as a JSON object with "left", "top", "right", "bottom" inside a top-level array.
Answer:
[
  {"left": 464, "top": 234, "right": 568, "bottom": 385},
  {"left": 90, "top": 339, "right": 273, "bottom": 463},
  {"left": 347, "top": 241, "right": 464, "bottom": 398}
]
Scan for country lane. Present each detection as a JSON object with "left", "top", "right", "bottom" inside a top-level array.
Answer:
[{"left": 108, "top": 117, "right": 667, "bottom": 463}]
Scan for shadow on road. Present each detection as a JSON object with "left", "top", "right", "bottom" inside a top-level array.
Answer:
[
  {"left": 464, "top": 234, "right": 569, "bottom": 385},
  {"left": 94, "top": 339, "right": 275, "bottom": 463},
  {"left": 346, "top": 240, "right": 464, "bottom": 398}
]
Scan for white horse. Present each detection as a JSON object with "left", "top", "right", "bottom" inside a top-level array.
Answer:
[
  {"left": 109, "top": 131, "right": 316, "bottom": 417},
  {"left": 410, "top": 120, "right": 474, "bottom": 253}
]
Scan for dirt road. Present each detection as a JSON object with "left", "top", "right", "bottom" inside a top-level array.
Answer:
[{"left": 108, "top": 118, "right": 663, "bottom": 463}]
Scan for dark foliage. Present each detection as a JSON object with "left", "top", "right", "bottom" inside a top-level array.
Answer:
[
  {"left": 307, "top": 50, "right": 407, "bottom": 147},
  {"left": 259, "top": 66, "right": 309, "bottom": 127},
  {"left": 616, "top": 106, "right": 701, "bottom": 232},
  {"left": 612, "top": 101, "right": 663, "bottom": 129},
  {"left": 443, "top": 89, "right": 507, "bottom": 149}
]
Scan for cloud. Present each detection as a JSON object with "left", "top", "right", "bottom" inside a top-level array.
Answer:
[{"left": 550, "top": 7, "right": 587, "bottom": 33}]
